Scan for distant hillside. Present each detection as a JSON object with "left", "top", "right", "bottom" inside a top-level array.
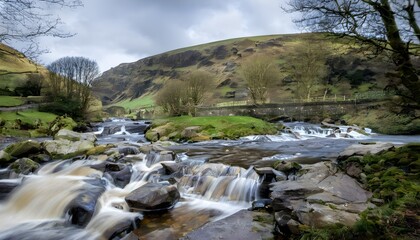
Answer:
[
  {"left": 0, "top": 43, "right": 48, "bottom": 95},
  {"left": 92, "top": 33, "right": 404, "bottom": 109}
]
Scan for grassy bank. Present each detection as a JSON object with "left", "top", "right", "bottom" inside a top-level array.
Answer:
[
  {"left": 343, "top": 109, "right": 420, "bottom": 135},
  {"left": 145, "top": 116, "right": 281, "bottom": 142},
  {"left": 0, "top": 110, "right": 58, "bottom": 137}
]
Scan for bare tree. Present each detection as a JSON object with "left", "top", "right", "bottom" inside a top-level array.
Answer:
[
  {"left": 285, "top": 0, "right": 420, "bottom": 108},
  {"left": 241, "top": 55, "right": 280, "bottom": 105},
  {"left": 0, "top": 0, "right": 82, "bottom": 59},
  {"left": 47, "top": 56, "right": 99, "bottom": 112},
  {"left": 183, "top": 71, "right": 214, "bottom": 115},
  {"left": 289, "top": 42, "right": 330, "bottom": 101},
  {"left": 155, "top": 80, "right": 187, "bottom": 116}
]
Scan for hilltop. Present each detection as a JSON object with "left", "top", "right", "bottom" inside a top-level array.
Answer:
[{"left": 92, "top": 33, "right": 403, "bottom": 109}]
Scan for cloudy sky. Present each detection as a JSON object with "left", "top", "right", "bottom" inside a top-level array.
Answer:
[{"left": 38, "top": 0, "right": 299, "bottom": 72}]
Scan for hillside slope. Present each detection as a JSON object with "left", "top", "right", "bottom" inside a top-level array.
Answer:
[
  {"left": 92, "top": 33, "right": 403, "bottom": 108},
  {"left": 0, "top": 43, "right": 47, "bottom": 95}
]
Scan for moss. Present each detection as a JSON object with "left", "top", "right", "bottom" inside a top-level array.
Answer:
[{"left": 86, "top": 145, "right": 109, "bottom": 155}]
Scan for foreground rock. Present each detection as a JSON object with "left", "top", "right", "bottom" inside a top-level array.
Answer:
[
  {"left": 182, "top": 210, "right": 274, "bottom": 240},
  {"left": 270, "top": 161, "right": 373, "bottom": 235},
  {"left": 42, "top": 129, "right": 97, "bottom": 158},
  {"left": 125, "top": 182, "right": 180, "bottom": 212}
]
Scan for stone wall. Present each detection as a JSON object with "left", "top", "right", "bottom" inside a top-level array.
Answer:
[{"left": 196, "top": 100, "right": 385, "bottom": 121}]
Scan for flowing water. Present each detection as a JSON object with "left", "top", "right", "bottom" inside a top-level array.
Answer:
[{"left": 0, "top": 118, "right": 419, "bottom": 239}]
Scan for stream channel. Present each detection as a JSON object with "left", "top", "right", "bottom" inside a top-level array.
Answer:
[{"left": 0, "top": 118, "right": 419, "bottom": 239}]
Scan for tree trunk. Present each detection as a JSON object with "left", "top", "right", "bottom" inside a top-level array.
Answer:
[{"left": 369, "top": 0, "right": 420, "bottom": 106}]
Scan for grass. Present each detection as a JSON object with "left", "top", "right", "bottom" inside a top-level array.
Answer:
[
  {"left": 0, "top": 110, "right": 58, "bottom": 137},
  {"left": 0, "top": 110, "right": 57, "bottom": 124},
  {"left": 147, "top": 115, "right": 281, "bottom": 141},
  {"left": 111, "top": 95, "right": 155, "bottom": 110},
  {"left": 0, "top": 96, "right": 25, "bottom": 107}
]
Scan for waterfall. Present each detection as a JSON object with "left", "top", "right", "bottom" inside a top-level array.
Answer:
[{"left": 178, "top": 163, "right": 261, "bottom": 204}]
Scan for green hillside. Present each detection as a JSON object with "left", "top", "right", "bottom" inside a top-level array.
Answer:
[
  {"left": 0, "top": 43, "right": 49, "bottom": 98},
  {"left": 92, "top": 33, "right": 407, "bottom": 110}
]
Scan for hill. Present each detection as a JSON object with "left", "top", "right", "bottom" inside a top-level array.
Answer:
[
  {"left": 0, "top": 43, "right": 48, "bottom": 97},
  {"left": 92, "top": 33, "right": 404, "bottom": 109}
]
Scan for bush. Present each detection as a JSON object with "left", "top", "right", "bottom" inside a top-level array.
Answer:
[{"left": 39, "top": 96, "right": 83, "bottom": 119}]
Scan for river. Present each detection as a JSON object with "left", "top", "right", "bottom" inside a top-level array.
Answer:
[{"left": 0, "top": 118, "right": 419, "bottom": 239}]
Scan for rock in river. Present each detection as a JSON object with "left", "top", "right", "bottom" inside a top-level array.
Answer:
[{"left": 125, "top": 182, "right": 180, "bottom": 212}]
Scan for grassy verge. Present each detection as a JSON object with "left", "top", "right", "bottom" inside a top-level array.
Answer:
[
  {"left": 0, "top": 110, "right": 58, "bottom": 137},
  {"left": 0, "top": 96, "right": 25, "bottom": 107},
  {"left": 146, "top": 116, "right": 281, "bottom": 142}
]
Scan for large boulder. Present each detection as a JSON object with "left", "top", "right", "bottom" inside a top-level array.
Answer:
[
  {"left": 54, "top": 129, "right": 97, "bottom": 142},
  {"left": 125, "top": 182, "right": 180, "bottom": 211},
  {"left": 66, "top": 178, "right": 106, "bottom": 227},
  {"left": 9, "top": 158, "right": 40, "bottom": 175},
  {"left": 270, "top": 161, "right": 374, "bottom": 235},
  {"left": 3, "top": 140, "right": 42, "bottom": 159},
  {"left": 42, "top": 139, "right": 95, "bottom": 158}
]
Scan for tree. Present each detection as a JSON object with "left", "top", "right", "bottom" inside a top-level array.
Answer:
[
  {"left": 155, "top": 80, "right": 187, "bottom": 116},
  {"left": 0, "top": 0, "right": 82, "bottom": 59},
  {"left": 47, "top": 56, "right": 100, "bottom": 113},
  {"left": 289, "top": 42, "right": 330, "bottom": 101},
  {"left": 241, "top": 55, "right": 280, "bottom": 105},
  {"left": 183, "top": 71, "right": 214, "bottom": 115},
  {"left": 285, "top": 0, "right": 420, "bottom": 108},
  {"left": 156, "top": 71, "right": 214, "bottom": 116}
]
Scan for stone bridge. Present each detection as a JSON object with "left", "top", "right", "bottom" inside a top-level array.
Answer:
[{"left": 196, "top": 99, "right": 385, "bottom": 121}]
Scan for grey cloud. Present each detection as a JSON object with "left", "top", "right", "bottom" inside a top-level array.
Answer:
[{"left": 38, "top": 0, "right": 298, "bottom": 71}]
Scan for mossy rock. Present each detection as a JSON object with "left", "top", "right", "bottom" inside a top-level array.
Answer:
[
  {"left": 10, "top": 158, "right": 40, "bottom": 174},
  {"left": 48, "top": 116, "right": 77, "bottom": 135},
  {"left": 86, "top": 145, "right": 109, "bottom": 156},
  {"left": 4, "top": 140, "right": 42, "bottom": 158},
  {"left": 0, "top": 150, "right": 12, "bottom": 164}
]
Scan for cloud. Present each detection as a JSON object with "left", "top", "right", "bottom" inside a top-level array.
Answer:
[{"left": 38, "top": 0, "right": 298, "bottom": 72}]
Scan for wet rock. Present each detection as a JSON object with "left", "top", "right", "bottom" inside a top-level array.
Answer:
[
  {"left": 4, "top": 140, "right": 42, "bottom": 159},
  {"left": 66, "top": 178, "right": 106, "bottom": 227},
  {"left": 145, "top": 151, "right": 175, "bottom": 167},
  {"left": 31, "top": 153, "right": 52, "bottom": 163},
  {"left": 9, "top": 158, "right": 40, "bottom": 175},
  {"left": 118, "top": 146, "right": 140, "bottom": 155},
  {"left": 103, "top": 216, "right": 142, "bottom": 240},
  {"left": 182, "top": 210, "right": 274, "bottom": 240},
  {"left": 125, "top": 182, "right": 180, "bottom": 212},
  {"left": 161, "top": 162, "right": 182, "bottom": 174},
  {"left": 0, "top": 180, "right": 20, "bottom": 200},
  {"left": 54, "top": 129, "right": 97, "bottom": 142},
  {"left": 250, "top": 198, "right": 272, "bottom": 210},
  {"left": 273, "top": 161, "right": 302, "bottom": 175},
  {"left": 142, "top": 228, "right": 175, "bottom": 240},
  {"left": 0, "top": 150, "right": 12, "bottom": 165},
  {"left": 107, "top": 165, "right": 133, "bottom": 188},
  {"left": 338, "top": 142, "right": 395, "bottom": 161},
  {"left": 181, "top": 126, "right": 201, "bottom": 139}
]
